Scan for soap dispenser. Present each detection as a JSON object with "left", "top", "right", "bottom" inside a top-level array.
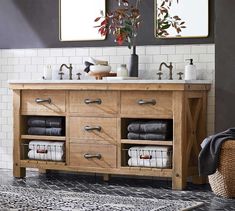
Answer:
[{"left": 185, "top": 59, "right": 197, "bottom": 80}]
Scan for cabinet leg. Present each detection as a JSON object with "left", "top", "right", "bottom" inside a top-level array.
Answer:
[
  {"left": 172, "top": 175, "right": 187, "bottom": 190},
  {"left": 13, "top": 166, "right": 26, "bottom": 178},
  {"left": 103, "top": 174, "right": 110, "bottom": 182},
  {"left": 192, "top": 175, "right": 208, "bottom": 185}
]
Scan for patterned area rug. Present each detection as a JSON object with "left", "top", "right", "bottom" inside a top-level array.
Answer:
[{"left": 0, "top": 185, "right": 203, "bottom": 211}]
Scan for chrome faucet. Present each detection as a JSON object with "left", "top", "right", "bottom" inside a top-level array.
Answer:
[
  {"left": 59, "top": 64, "right": 73, "bottom": 80},
  {"left": 159, "top": 62, "right": 173, "bottom": 80}
]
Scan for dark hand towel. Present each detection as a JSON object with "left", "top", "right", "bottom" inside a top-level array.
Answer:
[
  {"left": 28, "top": 117, "right": 63, "bottom": 128},
  {"left": 198, "top": 128, "right": 235, "bottom": 176},
  {"left": 127, "top": 120, "right": 172, "bottom": 134},
  {"left": 127, "top": 132, "right": 168, "bottom": 140},
  {"left": 28, "top": 127, "right": 63, "bottom": 136},
  {"left": 27, "top": 117, "right": 46, "bottom": 127}
]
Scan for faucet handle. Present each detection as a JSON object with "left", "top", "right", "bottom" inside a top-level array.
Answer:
[
  {"left": 177, "top": 72, "right": 184, "bottom": 80},
  {"left": 156, "top": 72, "right": 163, "bottom": 80},
  {"left": 76, "top": 72, "right": 82, "bottom": 80},
  {"left": 58, "top": 71, "right": 64, "bottom": 80}
]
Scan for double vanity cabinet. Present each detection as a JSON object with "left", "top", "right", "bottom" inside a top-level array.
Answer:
[{"left": 9, "top": 80, "right": 210, "bottom": 190}]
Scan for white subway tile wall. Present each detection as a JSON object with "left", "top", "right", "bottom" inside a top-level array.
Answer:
[{"left": 0, "top": 44, "right": 215, "bottom": 169}]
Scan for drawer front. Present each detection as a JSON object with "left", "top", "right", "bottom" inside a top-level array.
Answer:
[
  {"left": 22, "top": 90, "right": 66, "bottom": 114},
  {"left": 69, "top": 143, "right": 116, "bottom": 168},
  {"left": 121, "top": 91, "right": 172, "bottom": 117},
  {"left": 69, "top": 91, "right": 119, "bottom": 116},
  {"left": 69, "top": 117, "right": 117, "bottom": 144}
]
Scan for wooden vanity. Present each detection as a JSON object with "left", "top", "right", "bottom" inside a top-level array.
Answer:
[{"left": 9, "top": 80, "right": 211, "bottom": 190}]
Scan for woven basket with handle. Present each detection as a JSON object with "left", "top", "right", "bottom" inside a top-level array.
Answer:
[{"left": 208, "top": 140, "right": 235, "bottom": 198}]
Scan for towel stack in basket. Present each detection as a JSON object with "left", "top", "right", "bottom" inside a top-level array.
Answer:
[
  {"left": 27, "top": 117, "right": 64, "bottom": 136},
  {"left": 28, "top": 141, "right": 64, "bottom": 161},
  {"left": 127, "top": 120, "right": 172, "bottom": 140},
  {"left": 128, "top": 146, "right": 172, "bottom": 168}
]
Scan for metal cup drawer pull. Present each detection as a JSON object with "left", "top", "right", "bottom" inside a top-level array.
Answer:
[
  {"left": 84, "top": 153, "right": 102, "bottom": 159},
  {"left": 84, "top": 98, "right": 102, "bottom": 104},
  {"left": 35, "top": 98, "right": 52, "bottom": 104},
  {"left": 138, "top": 99, "right": 156, "bottom": 105},
  {"left": 84, "top": 125, "right": 102, "bottom": 132}
]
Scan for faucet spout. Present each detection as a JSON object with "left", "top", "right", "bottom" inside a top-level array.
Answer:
[
  {"left": 59, "top": 64, "right": 73, "bottom": 80},
  {"left": 158, "top": 62, "right": 173, "bottom": 80}
]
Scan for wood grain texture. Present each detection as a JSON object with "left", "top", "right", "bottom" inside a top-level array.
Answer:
[
  {"left": 11, "top": 83, "right": 210, "bottom": 190},
  {"left": 69, "top": 117, "right": 117, "bottom": 144},
  {"left": 121, "top": 91, "right": 173, "bottom": 118},
  {"left": 69, "top": 143, "right": 117, "bottom": 168},
  {"left": 69, "top": 91, "right": 119, "bottom": 117},
  {"left": 13, "top": 90, "right": 26, "bottom": 178},
  {"left": 21, "top": 90, "right": 66, "bottom": 115}
]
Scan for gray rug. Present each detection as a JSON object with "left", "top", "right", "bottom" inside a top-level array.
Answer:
[{"left": 0, "top": 185, "right": 203, "bottom": 211}]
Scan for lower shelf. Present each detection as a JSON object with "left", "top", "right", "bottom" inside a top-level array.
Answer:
[{"left": 20, "top": 160, "right": 66, "bottom": 168}]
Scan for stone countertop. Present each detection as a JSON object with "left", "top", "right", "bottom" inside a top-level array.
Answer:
[{"left": 8, "top": 79, "right": 212, "bottom": 84}]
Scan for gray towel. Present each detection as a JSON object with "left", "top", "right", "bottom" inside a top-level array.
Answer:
[
  {"left": 28, "top": 127, "right": 63, "bottom": 136},
  {"left": 198, "top": 128, "right": 235, "bottom": 176},
  {"left": 27, "top": 117, "right": 63, "bottom": 128},
  {"left": 127, "top": 132, "right": 168, "bottom": 140},
  {"left": 127, "top": 120, "right": 172, "bottom": 134}
]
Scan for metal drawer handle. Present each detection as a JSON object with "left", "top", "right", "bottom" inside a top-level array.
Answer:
[
  {"left": 35, "top": 98, "right": 52, "bottom": 104},
  {"left": 84, "top": 153, "right": 102, "bottom": 159},
  {"left": 84, "top": 126, "right": 101, "bottom": 132},
  {"left": 84, "top": 98, "right": 102, "bottom": 105},
  {"left": 138, "top": 99, "right": 156, "bottom": 105}
]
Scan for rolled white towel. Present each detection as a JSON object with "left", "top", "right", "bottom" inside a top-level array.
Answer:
[
  {"left": 128, "top": 146, "right": 171, "bottom": 158},
  {"left": 128, "top": 157, "right": 171, "bottom": 168},
  {"left": 28, "top": 141, "right": 64, "bottom": 153},
  {"left": 28, "top": 150, "right": 64, "bottom": 161}
]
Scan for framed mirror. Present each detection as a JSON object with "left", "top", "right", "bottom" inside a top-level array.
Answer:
[
  {"left": 155, "top": 0, "right": 209, "bottom": 38},
  {"left": 59, "top": 0, "right": 106, "bottom": 41}
]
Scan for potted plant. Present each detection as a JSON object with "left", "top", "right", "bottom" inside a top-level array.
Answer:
[{"left": 95, "top": 0, "right": 141, "bottom": 77}]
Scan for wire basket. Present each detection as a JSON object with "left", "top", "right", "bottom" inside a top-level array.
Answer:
[
  {"left": 21, "top": 142, "right": 65, "bottom": 162},
  {"left": 209, "top": 140, "right": 235, "bottom": 198},
  {"left": 123, "top": 146, "right": 172, "bottom": 169}
]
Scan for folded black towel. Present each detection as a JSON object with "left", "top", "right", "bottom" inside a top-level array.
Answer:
[
  {"left": 127, "top": 120, "right": 172, "bottom": 134},
  {"left": 127, "top": 132, "right": 168, "bottom": 140},
  {"left": 27, "top": 117, "right": 63, "bottom": 128},
  {"left": 28, "top": 127, "right": 63, "bottom": 136},
  {"left": 198, "top": 128, "right": 235, "bottom": 176}
]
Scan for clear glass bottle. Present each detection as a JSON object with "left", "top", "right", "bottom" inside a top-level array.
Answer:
[{"left": 117, "top": 64, "right": 128, "bottom": 77}]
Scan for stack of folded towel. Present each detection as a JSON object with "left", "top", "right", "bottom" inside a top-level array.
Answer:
[
  {"left": 84, "top": 57, "right": 109, "bottom": 73},
  {"left": 128, "top": 146, "right": 172, "bottom": 168},
  {"left": 27, "top": 117, "right": 64, "bottom": 136},
  {"left": 28, "top": 141, "right": 64, "bottom": 161},
  {"left": 127, "top": 120, "right": 172, "bottom": 140}
]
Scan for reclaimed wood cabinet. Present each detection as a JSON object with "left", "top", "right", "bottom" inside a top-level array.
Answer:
[{"left": 9, "top": 81, "right": 210, "bottom": 190}]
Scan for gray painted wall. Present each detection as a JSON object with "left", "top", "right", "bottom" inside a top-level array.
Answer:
[
  {"left": 215, "top": 1, "right": 235, "bottom": 132},
  {"left": 0, "top": 0, "right": 214, "bottom": 49}
]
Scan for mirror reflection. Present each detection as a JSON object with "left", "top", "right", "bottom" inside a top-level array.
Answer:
[
  {"left": 60, "top": 0, "right": 106, "bottom": 41},
  {"left": 155, "top": 0, "right": 209, "bottom": 38}
]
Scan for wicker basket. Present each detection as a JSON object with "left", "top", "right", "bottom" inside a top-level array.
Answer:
[{"left": 208, "top": 140, "right": 235, "bottom": 198}]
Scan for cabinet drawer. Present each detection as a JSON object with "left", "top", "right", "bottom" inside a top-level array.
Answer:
[
  {"left": 21, "top": 90, "right": 66, "bottom": 114},
  {"left": 121, "top": 91, "right": 172, "bottom": 117},
  {"left": 69, "top": 117, "right": 117, "bottom": 144},
  {"left": 69, "top": 91, "right": 119, "bottom": 116},
  {"left": 69, "top": 143, "right": 116, "bottom": 168}
]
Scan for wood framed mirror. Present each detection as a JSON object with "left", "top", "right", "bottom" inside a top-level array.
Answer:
[
  {"left": 155, "top": 0, "right": 209, "bottom": 38},
  {"left": 59, "top": 0, "right": 106, "bottom": 41}
]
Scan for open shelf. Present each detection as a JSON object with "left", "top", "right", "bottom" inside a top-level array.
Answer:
[
  {"left": 21, "top": 135, "right": 66, "bottom": 141},
  {"left": 121, "top": 139, "right": 173, "bottom": 146}
]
